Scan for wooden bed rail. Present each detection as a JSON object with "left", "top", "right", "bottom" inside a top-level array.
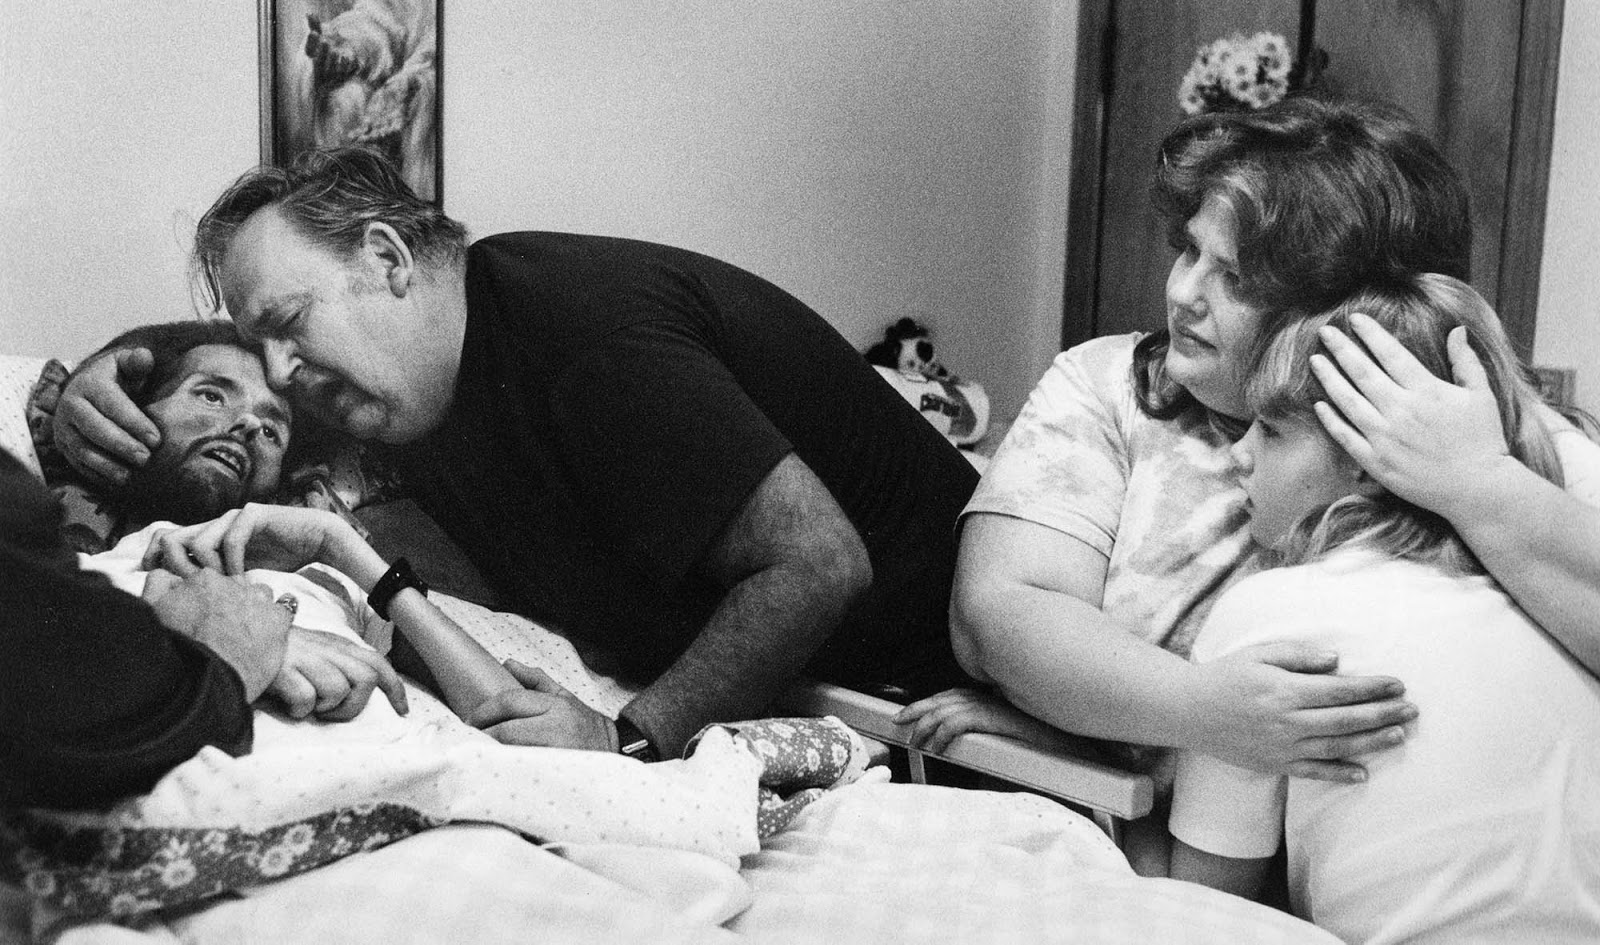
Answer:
[{"left": 782, "top": 680, "right": 1154, "bottom": 829}]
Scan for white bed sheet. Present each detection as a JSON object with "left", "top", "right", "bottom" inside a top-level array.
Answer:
[{"left": 16, "top": 783, "right": 1337, "bottom": 945}]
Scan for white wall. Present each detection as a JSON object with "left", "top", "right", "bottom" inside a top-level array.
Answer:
[
  {"left": 0, "top": 2, "right": 258, "bottom": 361},
  {"left": 446, "top": 1, "right": 1073, "bottom": 421},
  {"left": 0, "top": 2, "right": 1074, "bottom": 423},
  {"left": 1535, "top": 1, "right": 1600, "bottom": 420}
]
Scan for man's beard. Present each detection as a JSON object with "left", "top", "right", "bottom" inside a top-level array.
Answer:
[{"left": 118, "top": 444, "right": 247, "bottom": 526}]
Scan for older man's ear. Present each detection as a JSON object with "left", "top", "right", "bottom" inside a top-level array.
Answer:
[{"left": 362, "top": 221, "right": 415, "bottom": 299}]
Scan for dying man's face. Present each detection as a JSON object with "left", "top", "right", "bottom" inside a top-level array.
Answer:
[{"left": 120, "top": 344, "right": 292, "bottom": 525}]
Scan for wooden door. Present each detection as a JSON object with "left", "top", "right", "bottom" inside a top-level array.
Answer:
[{"left": 1064, "top": 0, "right": 1563, "bottom": 358}]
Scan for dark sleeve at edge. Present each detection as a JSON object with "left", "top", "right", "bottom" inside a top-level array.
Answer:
[{"left": 0, "top": 464, "right": 253, "bottom": 808}]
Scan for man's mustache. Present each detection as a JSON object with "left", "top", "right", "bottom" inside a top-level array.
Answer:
[{"left": 185, "top": 434, "right": 254, "bottom": 483}]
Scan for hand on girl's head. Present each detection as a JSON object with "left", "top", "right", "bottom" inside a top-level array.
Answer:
[{"left": 1310, "top": 316, "right": 1509, "bottom": 515}]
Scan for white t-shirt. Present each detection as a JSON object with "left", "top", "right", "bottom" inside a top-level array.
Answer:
[{"left": 1171, "top": 547, "right": 1600, "bottom": 945}]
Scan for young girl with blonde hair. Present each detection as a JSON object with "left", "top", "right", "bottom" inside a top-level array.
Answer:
[{"left": 1168, "top": 273, "right": 1600, "bottom": 943}]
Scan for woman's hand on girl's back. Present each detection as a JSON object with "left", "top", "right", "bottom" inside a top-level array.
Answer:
[{"left": 1192, "top": 641, "right": 1417, "bottom": 782}]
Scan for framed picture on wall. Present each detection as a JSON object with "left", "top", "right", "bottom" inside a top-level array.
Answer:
[{"left": 259, "top": 0, "right": 442, "bottom": 203}]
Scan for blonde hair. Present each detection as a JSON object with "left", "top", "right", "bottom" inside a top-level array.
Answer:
[{"left": 1245, "top": 273, "right": 1563, "bottom": 574}]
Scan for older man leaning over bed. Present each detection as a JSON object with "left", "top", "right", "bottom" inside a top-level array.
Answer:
[{"left": 55, "top": 146, "right": 983, "bottom": 761}]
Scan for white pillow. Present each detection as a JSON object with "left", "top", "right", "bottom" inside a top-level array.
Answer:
[{"left": 0, "top": 354, "right": 50, "bottom": 482}]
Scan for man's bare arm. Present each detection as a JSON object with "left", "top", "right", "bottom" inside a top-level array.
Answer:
[{"left": 622, "top": 452, "right": 872, "bottom": 756}]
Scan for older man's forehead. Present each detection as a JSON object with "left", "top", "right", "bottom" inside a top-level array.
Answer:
[{"left": 217, "top": 208, "right": 303, "bottom": 326}]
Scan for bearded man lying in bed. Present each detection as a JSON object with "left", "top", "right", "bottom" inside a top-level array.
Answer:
[
  {"left": 6, "top": 381, "right": 869, "bottom": 925},
  {"left": 29, "top": 320, "right": 840, "bottom": 746},
  {"left": 29, "top": 320, "right": 426, "bottom": 725}
]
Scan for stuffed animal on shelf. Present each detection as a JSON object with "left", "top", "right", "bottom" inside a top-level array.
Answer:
[
  {"left": 862, "top": 318, "right": 988, "bottom": 453},
  {"left": 865, "top": 317, "right": 955, "bottom": 382}
]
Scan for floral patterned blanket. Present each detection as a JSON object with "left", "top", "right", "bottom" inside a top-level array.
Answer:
[{"left": 1, "top": 716, "right": 867, "bottom": 921}]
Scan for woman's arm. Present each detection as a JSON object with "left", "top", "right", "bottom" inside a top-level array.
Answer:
[
  {"left": 1313, "top": 317, "right": 1600, "bottom": 675},
  {"left": 951, "top": 513, "right": 1415, "bottom": 781},
  {"left": 1440, "top": 460, "right": 1600, "bottom": 673}
]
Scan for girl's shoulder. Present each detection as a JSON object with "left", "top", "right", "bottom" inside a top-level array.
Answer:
[
  {"left": 1225, "top": 548, "right": 1452, "bottom": 599},
  {"left": 1208, "top": 548, "right": 1494, "bottom": 639},
  {"left": 1200, "top": 550, "right": 1424, "bottom": 645}
]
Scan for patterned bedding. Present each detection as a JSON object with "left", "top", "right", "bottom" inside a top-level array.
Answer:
[
  {"left": 10, "top": 778, "right": 1336, "bottom": 945},
  {"left": 0, "top": 382, "right": 1338, "bottom": 942}
]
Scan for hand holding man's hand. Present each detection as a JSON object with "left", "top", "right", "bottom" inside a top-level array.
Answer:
[
  {"left": 142, "top": 568, "right": 291, "bottom": 701},
  {"left": 466, "top": 660, "right": 616, "bottom": 752},
  {"left": 54, "top": 347, "right": 162, "bottom": 488},
  {"left": 270, "top": 626, "right": 409, "bottom": 721}
]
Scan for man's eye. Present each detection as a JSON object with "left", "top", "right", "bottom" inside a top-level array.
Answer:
[
  {"left": 263, "top": 427, "right": 282, "bottom": 444},
  {"left": 198, "top": 389, "right": 224, "bottom": 404}
]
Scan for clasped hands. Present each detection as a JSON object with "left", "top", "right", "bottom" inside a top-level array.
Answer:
[{"left": 142, "top": 503, "right": 618, "bottom": 751}]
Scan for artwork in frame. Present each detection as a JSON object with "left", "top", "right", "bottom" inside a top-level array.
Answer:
[{"left": 259, "top": 0, "right": 442, "bottom": 203}]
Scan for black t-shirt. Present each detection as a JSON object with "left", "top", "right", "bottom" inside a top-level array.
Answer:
[
  {"left": 393, "top": 233, "right": 979, "bottom": 691},
  {"left": 0, "top": 448, "right": 252, "bottom": 809}
]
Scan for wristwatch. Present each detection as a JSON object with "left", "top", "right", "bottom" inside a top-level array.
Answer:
[
  {"left": 614, "top": 716, "right": 660, "bottom": 763},
  {"left": 367, "top": 557, "right": 429, "bottom": 621}
]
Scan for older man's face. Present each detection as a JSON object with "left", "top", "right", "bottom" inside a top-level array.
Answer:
[
  {"left": 217, "top": 205, "right": 455, "bottom": 444},
  {"left": 121, "top": 344, "right": 291, "bottom": 524}
]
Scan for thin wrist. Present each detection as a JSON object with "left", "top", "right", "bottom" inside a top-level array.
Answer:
[
  {"left": 335, "top": 531, "right": 390, "bottom": 592},
  {"left": 367, "top": 558, "right": 429, "bottom": 621}
]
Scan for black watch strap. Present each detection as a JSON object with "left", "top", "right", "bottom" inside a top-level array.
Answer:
[
  {"left": 614, "top": 716, "right": 660, "bottom": 763},
  {"left": 367, "top": 557, "right": 429, "bottom": 621}
]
